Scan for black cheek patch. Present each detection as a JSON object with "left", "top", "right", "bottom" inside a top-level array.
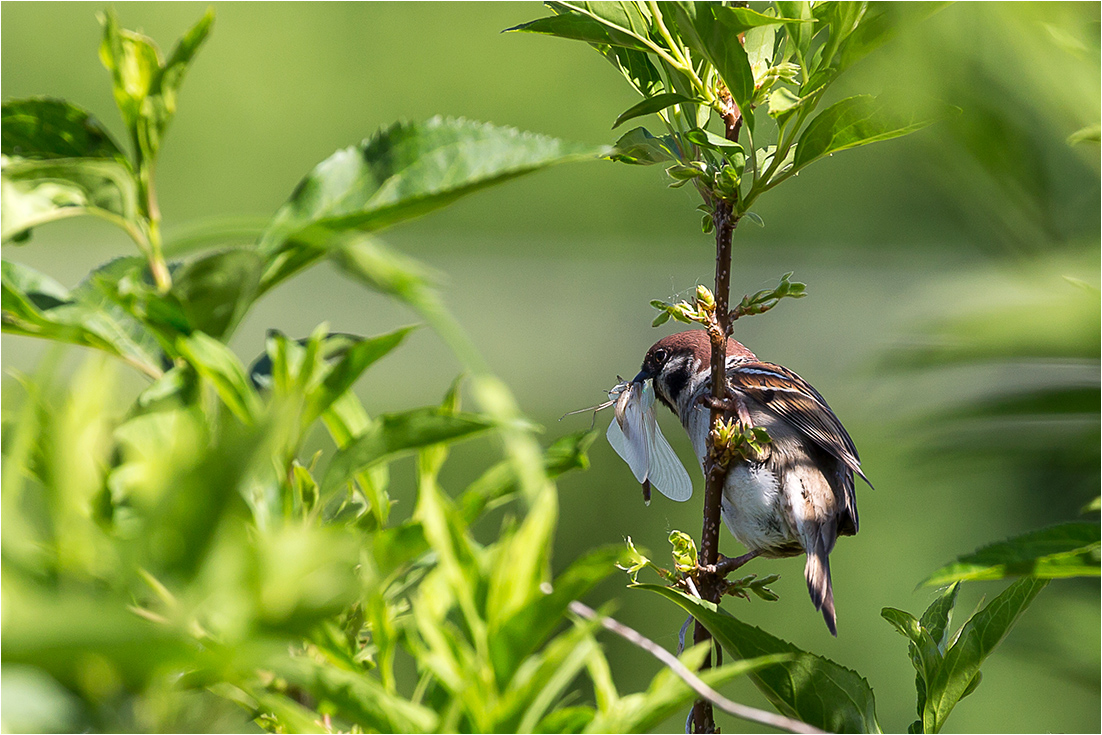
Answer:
[{"left": 663, "top": 361, "right": 692, "bottom": 405}]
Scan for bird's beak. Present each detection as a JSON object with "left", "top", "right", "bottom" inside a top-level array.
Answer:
[{"left": 631, "top": 369, "right": 652, "bottom": 385}]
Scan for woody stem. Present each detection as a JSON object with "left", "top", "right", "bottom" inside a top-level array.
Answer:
[{"left": 691, "top": 198, "right": 740, "bottom": 734}]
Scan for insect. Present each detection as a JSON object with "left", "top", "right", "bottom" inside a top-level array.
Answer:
[{"left": 603, "top": 378, "right": 693, "bottom": 505}]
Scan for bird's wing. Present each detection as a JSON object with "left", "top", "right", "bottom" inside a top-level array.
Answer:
[{"left": 727, "top": 361, "right": 871, "bottom": 490}]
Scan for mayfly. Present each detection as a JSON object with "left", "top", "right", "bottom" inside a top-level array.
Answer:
[{"left": 564, "top": 378, "right": 693, "bottom": 505}]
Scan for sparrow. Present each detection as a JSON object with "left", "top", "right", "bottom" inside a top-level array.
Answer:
[{"left": 631, "top": 329, "right": 869, "bottom": 635}]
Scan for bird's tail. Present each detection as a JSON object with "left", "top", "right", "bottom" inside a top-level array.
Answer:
[{"left": 804, "top": 549, "right": 837, "bottom": 636}]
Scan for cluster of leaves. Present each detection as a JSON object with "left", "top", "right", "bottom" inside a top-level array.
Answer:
[
  {"left": 1, "top": 9, "right": 800, "bottom": 734},
  {"left": 650, "top": 274, "right": 806, "bottom": 329},
  {"left": 882, "top": 579, "right": 1049, "bottom": 734},
  {"left": 510, "top": 1, "right": 951, "bottom": 221}
]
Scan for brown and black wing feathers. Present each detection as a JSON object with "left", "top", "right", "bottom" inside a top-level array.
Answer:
[{"left": 727, "top": 361, "right": 870, "bottom": 532}]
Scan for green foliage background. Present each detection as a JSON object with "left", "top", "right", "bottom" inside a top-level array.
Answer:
[{"left": 2, "top": 2, "right": 1098, "bottom": 732}]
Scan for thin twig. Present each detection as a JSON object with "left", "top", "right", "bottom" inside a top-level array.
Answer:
[{"left": 569, "top": 601, "right": 824, "bottom": 735}]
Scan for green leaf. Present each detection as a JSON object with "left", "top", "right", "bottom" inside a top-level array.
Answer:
[
  {"left": 99, "top": 8, "right": 214, "bottom": 165},
  {"left": 169, "top": 248, "right": 262, "bottom": 340},
  {"left": 2, "top": 589, "right": 200, "bottom": 690},
  {"left": 610, "top": 126, "right": 681, "bottom": 166},
  {"left": 684, "top": 127, "right": 744, "bottom": 152},
  {"left": 880, "top": 607, "right": 944, "bottom": 719},
  {"left": 321, "top": 407, "right": 494, "bottom": 496},
  {"left": 486, "top": 484, "right": 559, "bottom": 678},
  {"left": 535, "top": 706, "right": 595, "bottom": 733},
  {"left": 308, "top": 325, "right": 416, "bottom": 423},
  {"left": 920, "top": 583, "right": 961, "bottom": 652},
  {"left": 774, "top": 1, "right": 815, "bottom": 73},
  {"left": 2, "top": 98, "right": 128, "bottom": 162},
  {"left": 505, "top": 11, "right": 651, "bottom": 52},
  {"left": 923, "top": 577, "right": 1049, "bottom": 733},
  {"left": 1, "top": 156, "right": 140, "bottom": 243},
  {"left": 176, "top": 332, "right": 262, "bottom": 423},
  {"left": 593, "top": 646, "right": 794, "bottom": 734},
  {"left": 259, "top": 117, "right": 609, "bottom": 254},
  {"left": 459, "top": 431, "right": 595, "bottom": 523},
  {"left": 499, "top": 616, "right": 601, "bottom": 733},
  {"left": 768, "top": 87, "right": 803, "bottom": 119},
  {"left": 547, "top": 2, "right": 655, "bottom": 47},
  {"left": 671, "top": 3, "right": 756, "bottom": 131},
  {"left": 489, "top": 547, "right": 620, "bottom": 688},
  {"left": 792, "top": 94, "right": 950, "bottom": 172},
  {"left": 2, "top": 259, "right": 164, "bottom": 376},
  {"left": 636, "top": 583, "right": 881, "bottom": 733},
  {"left": 836, "top": 3, "right": 949, "bottom": 77},
  {"left": 713, "top": 6, "right": 808, "bottom": 36},
  {"left": 921, "top": 522, "right": 1101, "bottom": 586},
  {"left": 597, "top": 44, "right": 663, "bottom": 98},
  {"left": 270, "top": 656, "right": 438, "bottom": 733},
  {"left": 1068, "top": 123, "right": 1100, "bottom": 145},
  {"left": 321, "top": 386, "right": 390, "bottom": 527},
  {"left": 612, "top": 93, "right": 699, "bottom": 129}
]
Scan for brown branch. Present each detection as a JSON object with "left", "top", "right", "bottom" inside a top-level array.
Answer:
[
  {"left": 692, "top": 199, "right": 739, "bottom": 733},
  {"left": 569, "top": 601, "right": 824, "bottom": 734}
]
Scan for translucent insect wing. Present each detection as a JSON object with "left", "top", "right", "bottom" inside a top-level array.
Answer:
[
  {"left": 607, "top": 383, "right": 651, "bottom": 484},
  {"left": 640, "top": 388, "right": 693, "bottom": 501}
]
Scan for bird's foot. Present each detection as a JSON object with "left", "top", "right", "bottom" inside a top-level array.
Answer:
[
  {"left": 698, "top": 394, "right": 739, "bottom": 413},
  {"left": 714, "top": 550, "right": 760, "bottom": 576}
]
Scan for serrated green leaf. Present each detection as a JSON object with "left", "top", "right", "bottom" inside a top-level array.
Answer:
[
  {"left": 1, "top": 156, "right": 140, "bottom": 242},
  {"left": 923, "top": 577, "right": 1049, "bottom": 733},
  {"left": 2, "top": 98, "right": 128, "bottom": 162},
  {"left": 636, "top": 583, "right": 881, "bottom": 733},
  {"left": 2, "top": 259, "right": 164, "bottom": 376},
  {"left": 259, "top": 117, "right": 609, "bottom": 256},
  {"left": 922, "top": 522, "right": 1101, "bottom": 586}
]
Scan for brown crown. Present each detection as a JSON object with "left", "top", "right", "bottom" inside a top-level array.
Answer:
[{"left": 646, "top": 329, "right": 755, "bottom": 363}]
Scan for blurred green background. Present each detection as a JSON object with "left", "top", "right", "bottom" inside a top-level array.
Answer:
[{"left": 3, "top": 2, "right": 1099, "bottom": 732}]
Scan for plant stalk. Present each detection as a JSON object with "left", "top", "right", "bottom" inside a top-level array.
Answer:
[{"left": 691, "top": 198, "right": 739, "bottom": 734}]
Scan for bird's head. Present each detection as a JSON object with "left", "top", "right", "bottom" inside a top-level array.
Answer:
[{"left": 633, "top": 330, "right": 755, "bottom": 413}]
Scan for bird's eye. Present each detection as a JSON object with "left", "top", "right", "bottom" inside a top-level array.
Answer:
[{"left": 654, "top": 348, "right": 668, "bottom": 363}]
